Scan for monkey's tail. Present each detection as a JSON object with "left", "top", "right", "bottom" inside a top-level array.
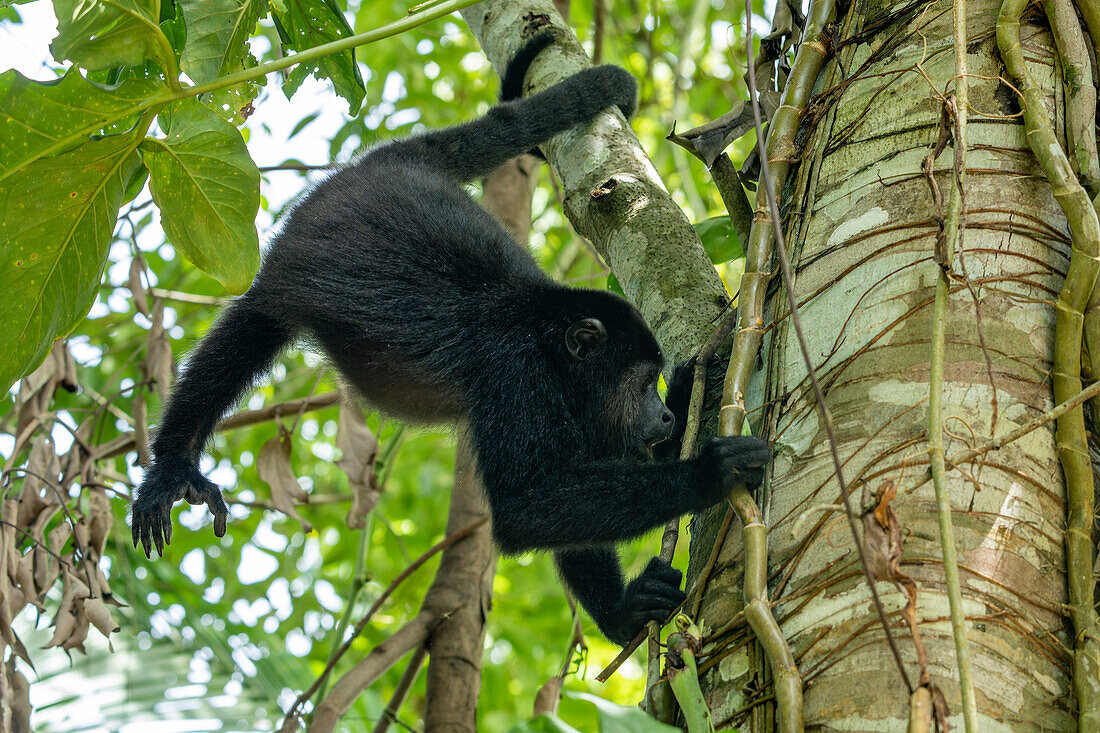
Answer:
[
  {"left": 498, "top": 31, "right": 554, "bottom": 103},
  {"left": 150, "top": 297, "right": 294, "bottom": 464}
]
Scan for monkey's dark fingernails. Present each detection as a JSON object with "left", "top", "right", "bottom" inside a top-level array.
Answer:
[
  {"left": 163, "top": 507, "right": 173, "bottom": 545},
  {"left": 214, "top": 514, "right": 227, "bottom": 537},
  {"left": 141, "top": 533, "right": 152, "bottom": 559}
]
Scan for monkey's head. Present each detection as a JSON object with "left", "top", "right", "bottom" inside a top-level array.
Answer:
[{"left": 549, "top": 288, "right": 675, "bottom": 457}]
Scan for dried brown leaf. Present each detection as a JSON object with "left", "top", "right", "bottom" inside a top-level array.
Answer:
[
  {"left": 533, "top": 674, "right": 564, "bottom": 716},
  {"left": 60, "top": 610, "right": 90, "bottom": 653},
  {"left": 257, "top": 433, "right": 313, "bottom": 533},
  {"left": 0, "top": 598, "right": 32, "bottom": 669},
  {"left": 335, "top": 406, "right": 380, "bottom": 530},
  {"left": 16, "top": 438, "right": 58, "bottom": 527},
  {"left": 32, "top": 544, "right": 58, "bottom": 602},
  {"left": 146, "top": 301, "right": 175, "bottom": 403},
  {"left": 129, "top": 257, "right": 150, "bottom": 318},
  {"left": 862, "top": 480, "right": 931, "bottom": 686},
  {"left": 666, "top": 105, "right": 755, "bottom": 168},
  {"left": 6, "top": 659, "right": 32, "bottom": 733},
  {"left": 86, "top": 488, "right": 113, "bottom": 556},
  {"left": 48, "top": 522, "right": 72, "bottom": 556},
  {"left": 83, "top": 597, "right": 120, "bottom": 639}
]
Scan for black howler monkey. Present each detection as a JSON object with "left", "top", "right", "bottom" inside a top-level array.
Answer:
[{"left": 130, "top": 33, "right": 770, "bottom": 645}]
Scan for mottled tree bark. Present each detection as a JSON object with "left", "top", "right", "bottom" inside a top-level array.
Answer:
[{"left": 695, "top": 0, "right": 1079, "bottom": 730}]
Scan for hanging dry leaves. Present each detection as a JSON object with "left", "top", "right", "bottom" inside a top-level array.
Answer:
[
  {"left": 335, "top": 404, "right": 381, "bottom": 530},
  {"left": 145, "top": 300, "right": 175, "bottom": 404},
  {"left": 257, "top": 432, "right": 313, "bottom": 533},
  {"left": 128, "top": 256, "right": 151, "bottom": 318},
  {"left": 4, "top": 658, "right": 32, "bottom": 733},
  {"left": 11, "top": 341, "right": 77, "bottom": 456}
]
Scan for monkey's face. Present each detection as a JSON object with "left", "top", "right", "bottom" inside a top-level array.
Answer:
[{"left": 606, "top": 361, "right": 675, "bottom": 455}]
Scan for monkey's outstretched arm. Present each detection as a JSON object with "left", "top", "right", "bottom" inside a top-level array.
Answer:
[
  {"left": 362, "top": 37, "right": 636, "bottom": 183},
  {"left": 487, "top": 436, "right": 769, "bottom": 554}
]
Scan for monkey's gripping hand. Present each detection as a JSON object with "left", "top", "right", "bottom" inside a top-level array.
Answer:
[
  {"left": 693, "top": 435, "right": 771, "bottom": 508},
  {"left": 131, "top": 454, "right": 229, "bottom": 558},
  {"left": 606, "top": 557, "right": 686, "bottom": 645}
]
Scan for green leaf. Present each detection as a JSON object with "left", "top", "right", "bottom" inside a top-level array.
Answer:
[
  {"left": 179, "top": 0, "right": 267, "bottom": 83},
  {"left": 506, "top": 714, "right": 584, "bottom": 733},
  {"left": 568, "top": 691, "right": 682, "bottom": 733},
  {"left": 607, "top": 272, "right": 625, "bottom": 295},
  {"left": 0, "top": 133, "right": 143, "bottom": 391},
  {"left": 140, "top": 98, "right": 260, "bottom": 293},
  {"left": 694, "top": 215, "right": 743, "bottom": 264},
  {"left": 271, "top": 0, "right": 365, "bottom": 112},
  {"left": 50, "top": 0, "right": 171, "bottom": 72},
  {"left": 0, "top": 69, "right": 162, "bottom": 180}
]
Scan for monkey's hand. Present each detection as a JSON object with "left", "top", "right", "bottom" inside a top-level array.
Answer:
[
  {"left": 694, "top": 435, "right": 771, "bottom": 507},
  {"left": 131, "top": 454, "right": 229, "bottom": 558},
  {"left": 606, "top": 557, "right": 686, "bottom": 645}
]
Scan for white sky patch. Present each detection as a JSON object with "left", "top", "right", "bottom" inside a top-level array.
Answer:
[{"left": 238, "top": 545, "right": 279, "bottom": 584}]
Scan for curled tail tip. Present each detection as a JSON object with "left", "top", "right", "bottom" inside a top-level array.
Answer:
[{"left": 500, "top": 31, "right": 556, "bottom": 102}]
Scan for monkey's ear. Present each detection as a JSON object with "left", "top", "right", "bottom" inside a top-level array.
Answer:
[{"left": 566, "top": 318, "right": 608, "bottom": 361}]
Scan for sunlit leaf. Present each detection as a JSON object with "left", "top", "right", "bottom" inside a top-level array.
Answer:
[
  {"left": 178, "top": 0, "right": 267, "bottom": 83},
  {"left": 271, "top": 0, "right": 365, "bottom": 112},
  {"left": 50, "top": 0, "right": 171, "bottom": 72},
  {"left": 139, "top": 98, "right": 260, "bottom": 293},
  {"left": 0, "top": 133, "right": 143, "bottom": 391},
  {"left": 693, "top": 215, "right": 742, "bottom": 264},
  {"left": 568, "top": 692, "right": 682, "bottom": 733},
  {"left": 0, "top": 69, "right": 162, "bottom": 180}
]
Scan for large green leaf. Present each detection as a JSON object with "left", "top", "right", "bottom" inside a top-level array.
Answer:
[
  {"left": 50, "top": 0, "right": 171, "bottom": 72},
  {"left": 271, "top": 0, "right": 365, "bottom": 112},
  {"left": 179, "top": 0, "right": 267, "bottom": 83},
  {"left": 693, "top": 215, "right": 743, "bottom": 264},
  {"left": 139, "top": 98, "right": 260, "bottom": 293},
  {"left": 0, "top": 69, "right": 162, "bottom": 180},
  {"left": 0, "top": 134, "right": 143, "bottom": 392}
]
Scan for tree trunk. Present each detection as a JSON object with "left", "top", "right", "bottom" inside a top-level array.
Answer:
[{"left": 695, "top": 0, "right": 1077, "bottom": 729}]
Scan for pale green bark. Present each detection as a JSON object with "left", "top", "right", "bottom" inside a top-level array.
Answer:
[{"left": 696, "top": 0, "right": 1076, "bottom": 729}]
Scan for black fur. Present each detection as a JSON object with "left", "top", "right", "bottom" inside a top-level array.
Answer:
[{"left": 131, "top": 35, "right": 770, "bottom": 645}]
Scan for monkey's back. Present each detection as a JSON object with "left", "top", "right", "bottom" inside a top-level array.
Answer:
[{"left": 247, "top": 157, "right": 553, "bottom": 422}]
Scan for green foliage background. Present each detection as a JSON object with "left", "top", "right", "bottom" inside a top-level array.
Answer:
[{"left": 0, "top": 0, "right": 763, "bottom": 728}]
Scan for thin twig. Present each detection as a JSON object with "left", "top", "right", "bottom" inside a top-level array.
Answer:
[
  {"left": 370, "top": 645, "right": 428, "bottom": 733},
  {"left": 926, "top": 4, "right": 979, "bottom": 726},
  {"left": 645, "top": 304, "right": 740, "bottom": 695}
]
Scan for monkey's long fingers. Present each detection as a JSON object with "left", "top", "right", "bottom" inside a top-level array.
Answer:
[
  {"left": 153, "top": 516, "right": 166, "bottom": 557},
  {"left": 210, "top": 494, "right": 228, "bottom": 538},
  {"left": 136, "top": 517, "right": 153, "bottom": 559},
  {"left": 162, "top": 503, "right": 173, "bottom": 547}
]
